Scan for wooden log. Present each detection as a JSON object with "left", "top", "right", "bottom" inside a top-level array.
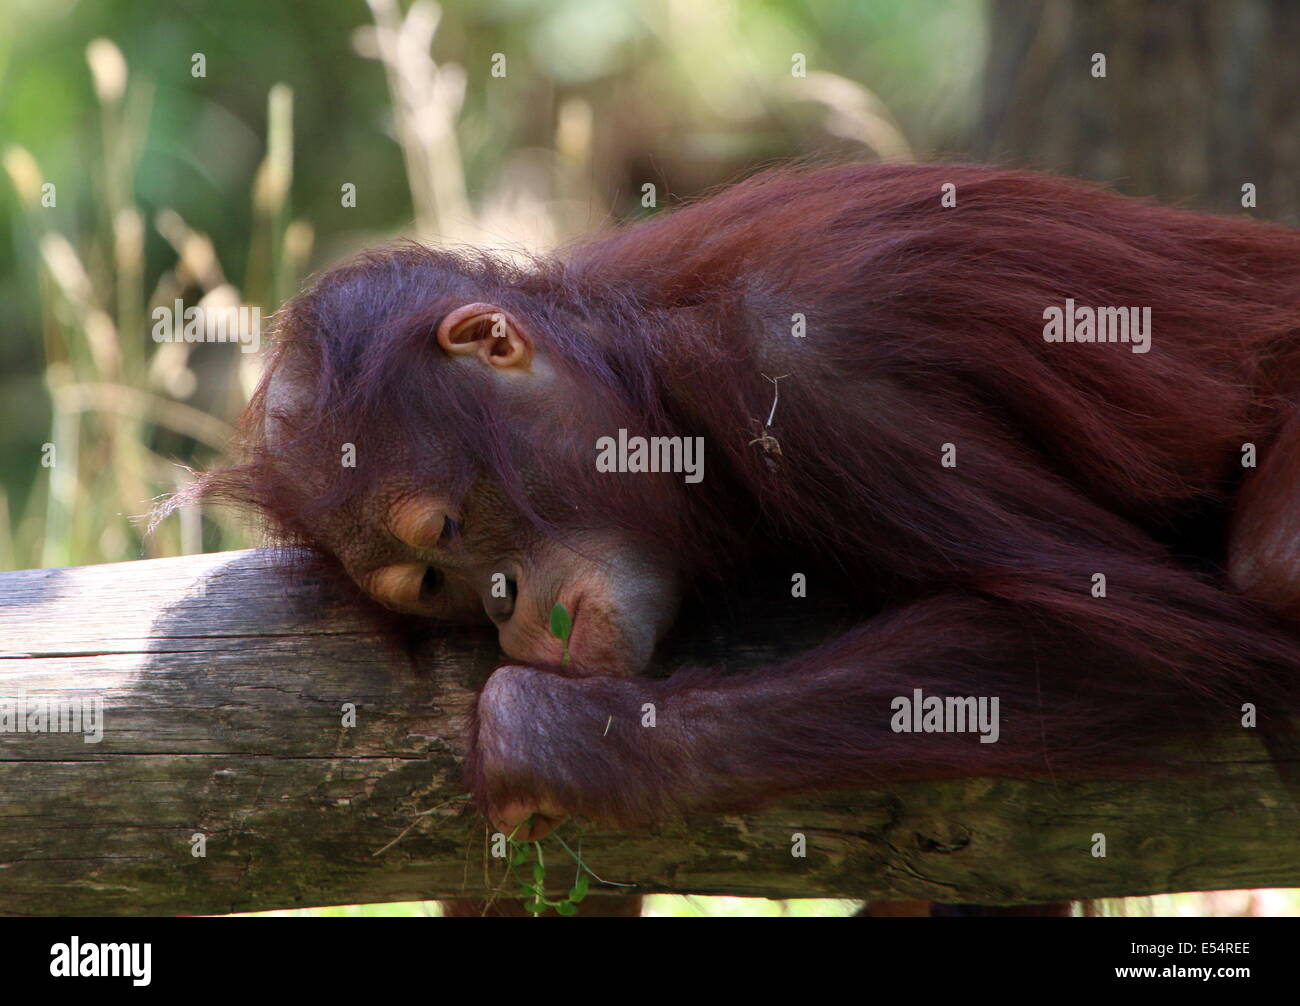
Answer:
[{"left": 0, "top": 549, "right": 1296, "bottom": 916}]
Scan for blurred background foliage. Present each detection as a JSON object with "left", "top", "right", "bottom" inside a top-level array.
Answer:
[
  {"left": 1, "top": 0, "right": 1296, "bottom": 916},
  {"left": 0, "top": 0, "right": 985, "bottom": 569}
]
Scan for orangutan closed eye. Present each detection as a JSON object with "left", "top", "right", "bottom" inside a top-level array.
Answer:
[{"left": 190, "top": 162, "right": 1300, "bottom": 860}]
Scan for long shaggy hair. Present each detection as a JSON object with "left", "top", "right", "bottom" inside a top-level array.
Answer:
[{"left": 175, "top": 162, "right": 1300, "bottom": 784}]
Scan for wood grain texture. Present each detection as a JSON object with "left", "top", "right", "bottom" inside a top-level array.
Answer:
[{"left": 0, "top": 549, "right": 1296, "bottom": 916}]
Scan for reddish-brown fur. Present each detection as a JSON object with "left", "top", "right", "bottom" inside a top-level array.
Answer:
[{"left": 190, "top": 162, "right": 1300, "bottom": 828}]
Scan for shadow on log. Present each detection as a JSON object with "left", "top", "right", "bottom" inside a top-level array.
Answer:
[{"left": 0, "top": 549, "right": 1296, "bottom": 916}]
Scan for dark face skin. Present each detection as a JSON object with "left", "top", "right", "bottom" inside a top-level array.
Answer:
[{"left": 270, "top": 302, "right": 681, "bottom": 677}]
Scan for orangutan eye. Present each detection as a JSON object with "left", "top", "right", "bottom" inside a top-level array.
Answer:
[
  {"left": 439, "top": 517, "right": 461, "bottom": 547},
  {"left": 420, "top": 565, "right": 442, "bottom": 603}
]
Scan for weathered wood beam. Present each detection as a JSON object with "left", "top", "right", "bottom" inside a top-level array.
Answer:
[{"left": 0, "top": 549, "right": 1296, "bottom": 916}]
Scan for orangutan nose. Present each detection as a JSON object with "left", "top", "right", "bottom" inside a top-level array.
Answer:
[{"left": 483, "top": 574, "right": 517, "bottom": 622}]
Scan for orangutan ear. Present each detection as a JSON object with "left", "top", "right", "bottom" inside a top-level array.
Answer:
[{"left": 436, "top": 303, "right": 533, "bottom": 370}]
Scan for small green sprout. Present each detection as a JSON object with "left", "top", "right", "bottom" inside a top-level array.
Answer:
[
  {"left": 549, "top": 602, "right": 573, "bottom": 666},
  {"left": 505, "top": 820, "right": 592, "bottom": 917}
]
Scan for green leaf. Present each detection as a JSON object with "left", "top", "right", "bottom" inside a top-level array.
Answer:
[
  {"left": 510, "top": 847, "right": 529, "bottom": 867},
  {"left": 525, "top": 899, "right": 547, "bottom": 914},
  {"left": 549, "top": 603, "right": 572, "bottom": 642},
  {"left": 555, "top": 901, "right": 578, "bottom": 916},
  {"left": 533, "top": 863, "right": 546, "bottom": 885},
  {"left": 570, "top": 872, "right": 590, "bottom": 902}
]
